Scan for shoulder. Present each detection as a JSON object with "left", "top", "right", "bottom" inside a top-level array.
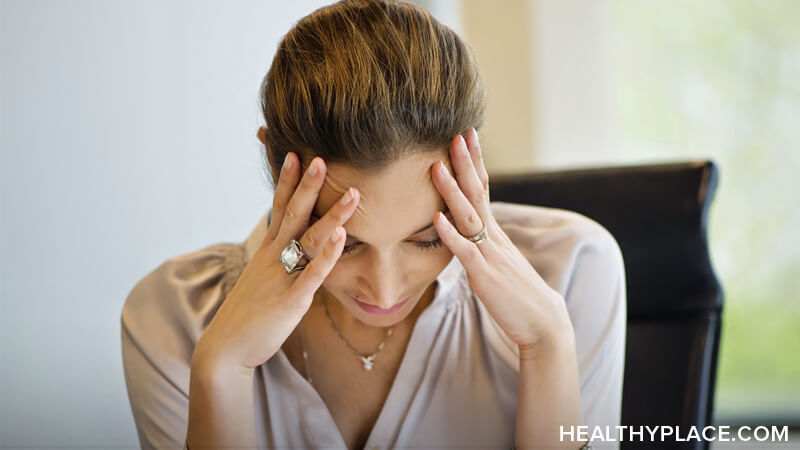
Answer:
[
  {"left": 490, "top": 201, "right": 624, "bottom": 299},
  {"left": 120, "top": 242, "right": 248, "bottom": 449},
  {"left": 120, "top": 242, "right": 248, "bottom": 363},
  {"left": 490, "top": 202, "right": 627, "bottom": 430}
]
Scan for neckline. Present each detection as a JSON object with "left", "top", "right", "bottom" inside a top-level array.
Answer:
[
  {"left": 269, "top": 254, "right": 464, "bottom": 448},
  {"left": 242, "top": 206, "right": 469, "bottom": 446}
]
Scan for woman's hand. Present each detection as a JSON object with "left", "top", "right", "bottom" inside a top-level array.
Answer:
[
  {"left": 430, "top": 128, "right": 574, "bottom": 356},
  {"left": 193, "top": 153, "right": 360, "bottom": 372}
]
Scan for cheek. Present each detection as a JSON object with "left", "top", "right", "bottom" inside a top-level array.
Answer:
[
  {"left": 430, "top": 240, "right": 456, "bottom": 261},
  {"left": 409, "top": 249, "right": 455, "bottom": 283},
  {"left": 321, "top": 258, "right": 368, "bottom": 294},
  {"left": 322, "top": 260, "right": 349, "bottom": 287}
]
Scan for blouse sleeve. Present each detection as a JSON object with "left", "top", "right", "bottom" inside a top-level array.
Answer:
[
  {"left": 481, "top": 202, "right": 627, "bottom": 447},
  {"left": 120, "top": 243, "right": 246, "bottom": 450},
  {"left": 559, "top": 214, "right": 627, "bottom": 447}
]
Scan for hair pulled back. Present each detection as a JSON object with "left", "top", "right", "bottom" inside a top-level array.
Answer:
[{"left": 259, "top": 0, "right": 486, "bottom": 188}]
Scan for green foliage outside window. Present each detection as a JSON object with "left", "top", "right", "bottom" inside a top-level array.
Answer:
[{"left": 610, "top": 0, "right": 800, "bottom": 422}]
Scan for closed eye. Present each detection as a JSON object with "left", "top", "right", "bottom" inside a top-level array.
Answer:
[{"left": 342, "top": 237, "right": 444, "bottom": 255}]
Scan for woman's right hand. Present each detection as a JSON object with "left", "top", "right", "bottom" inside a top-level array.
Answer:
[{"left": 192, "top": 152, "right": 360, "bottom": 373}]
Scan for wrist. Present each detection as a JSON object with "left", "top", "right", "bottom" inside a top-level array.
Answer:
[
  {"left": 191, "top": 338, "right": 254, "bottom": 379},
  {"left": 518, "top": 325, "right": 575, "bottom": 361}
]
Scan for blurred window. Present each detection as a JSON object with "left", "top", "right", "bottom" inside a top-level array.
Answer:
[{"left": 609, "top": 0, "right": 800, "bottom": 426}]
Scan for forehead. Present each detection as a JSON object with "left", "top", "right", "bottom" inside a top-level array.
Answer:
[{"left": 312, "top": 151, "right": 452, "bottom": 236}]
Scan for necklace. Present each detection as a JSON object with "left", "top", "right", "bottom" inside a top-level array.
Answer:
[
  {"left": 299, "top": 294, "right": 395, "bottom": 387},
  {"left": 323, "top": 295, "right": 394, "bottom": 371},
  {"left": 299, "top": 320, "right": 313, "bottom": 387}
]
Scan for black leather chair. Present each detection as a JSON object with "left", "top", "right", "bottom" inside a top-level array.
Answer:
[{"left": 489, "top": 160, "right": 724, "bottom": 450}]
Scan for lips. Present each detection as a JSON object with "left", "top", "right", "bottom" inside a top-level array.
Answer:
[{"left": 352, "top": 295, "right": 409, "bottom": 315}]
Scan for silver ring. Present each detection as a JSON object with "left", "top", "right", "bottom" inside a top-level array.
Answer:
[
  {"left": 280, "top": 239, "right": 310, "bottom": 273},
  {"left": 466, "top": 224, "right": 488, "bottom": 245}
]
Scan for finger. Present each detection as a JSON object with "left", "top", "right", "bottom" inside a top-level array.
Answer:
[
  {"left": 432, "top": 160, "right": 484, "bottom": 238},
  {"left": 275, "top": 157, "right": 326, "bottom": 244},
  {"left": 293, "top": 225, "right": 345, "bottom": 299},
  {"left": 450, "top": 133, "right": 491, "bottom": 221},
  {"left": 434, "top": 211, "right": 488, "bottom": 274},
  {"left": 299, "top": 187, "right": 360, "bottom": 258},
  {"left": 465, "top": 128, "right": 490, "bottom": 196},
  {"left": 264, "top": 152, "right": 299, "bottom": 244}
]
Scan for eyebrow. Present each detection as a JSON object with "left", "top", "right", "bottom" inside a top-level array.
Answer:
[{"left": 310, "top": 206, "right": 450, "bottom": 241}]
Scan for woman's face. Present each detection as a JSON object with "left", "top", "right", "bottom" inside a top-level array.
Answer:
[{"left": 308, "top": 151, "right": 456, "bottom": 328}]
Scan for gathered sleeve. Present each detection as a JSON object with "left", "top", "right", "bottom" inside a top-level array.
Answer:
[
  {"left": 120, "top": 243, "right": 246, "bottom": 449},
  {"left": 478, "top": 202, "right": 627, "bottom": 448},
  {"left": 557, "top": 213, "right": 627, "bottom": 447}
]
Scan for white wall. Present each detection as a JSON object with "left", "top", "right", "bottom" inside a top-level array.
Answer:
[
  {"left": 1, "top": 1, "right": 618, "bottom": 447},
  {"left": 0, "top": 1, "right": 329, "bottom": 447},
  {"left": 529, "top": 0, "right": 620, "bottom": 170}
]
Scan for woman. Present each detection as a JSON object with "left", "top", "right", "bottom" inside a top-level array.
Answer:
[{"left": 121, "top": 1, "right": 626, "bottom": 449}]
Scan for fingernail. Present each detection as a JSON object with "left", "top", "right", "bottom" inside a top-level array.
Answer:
[
  {"left": 308, "top": 158, "right": 319, "bottom": 176},
  {"left": 283, "top": 153, "right": 292, "bottom": 170},
  {"left": 438, "top": 162, "right": 449, "bottom": 177},
  {"left": 330, "top": 226, "right": 343, "bottom": 242},
  {"left": 340, "top": 187, "right": 353, "bottom": 205},
  {"left": 458, "top": 135, "right": 467, "bottom": 153},
  {"left": 471, "top": 129, "right": 482, "bottom": 154}
]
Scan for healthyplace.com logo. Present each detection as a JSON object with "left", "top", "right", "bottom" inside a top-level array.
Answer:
[{"left": 561, "top": 425, "right": 790, "bottom": 444}]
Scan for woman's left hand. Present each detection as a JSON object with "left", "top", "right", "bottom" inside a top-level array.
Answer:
[{"left": 431, "top": 128, "right": 575, "bottom": 356}]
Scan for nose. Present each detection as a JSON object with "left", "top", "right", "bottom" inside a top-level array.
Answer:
[{"left": 359, "top": 252, "right": 405, "bottom": 309}]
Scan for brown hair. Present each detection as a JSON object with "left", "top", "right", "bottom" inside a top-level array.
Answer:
[{"left": 259, "top": 0, "right": 486, "bottom": 188}]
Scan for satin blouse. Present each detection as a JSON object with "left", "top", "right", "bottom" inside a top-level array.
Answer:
[{"left": 121, "top": 201, "right": 627, "bottom": 449}]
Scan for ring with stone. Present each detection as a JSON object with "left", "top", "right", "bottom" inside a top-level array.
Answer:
[{"left": 280, "top": 239, "right": 311, "bottom": 273}]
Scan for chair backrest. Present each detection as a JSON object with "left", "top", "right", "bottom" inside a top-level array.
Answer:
[{"left": 489, "top": 160, "right": 724, "bottom": 450}]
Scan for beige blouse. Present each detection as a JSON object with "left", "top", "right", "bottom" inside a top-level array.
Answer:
[{"left": 121, "top": 201, "right": 627, "bottom": 449}]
